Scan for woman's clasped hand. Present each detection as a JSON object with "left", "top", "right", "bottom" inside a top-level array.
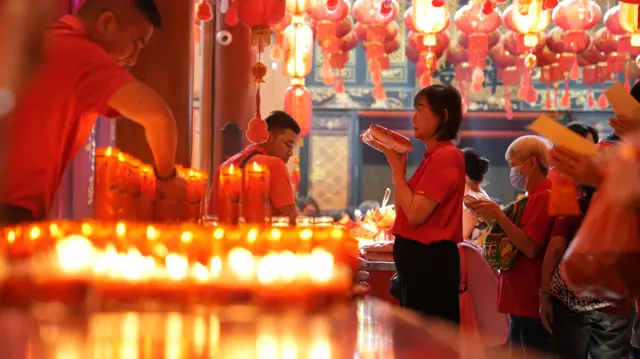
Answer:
[
  {"left": 464, "top": 198, "right": 502, "bottom": 223},
  {"left": 548, "top": 146, "right": 603, "bottom": 188}
]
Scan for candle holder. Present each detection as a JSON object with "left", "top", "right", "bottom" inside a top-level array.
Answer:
[
  {"left": 218, "top": 164, "right": 242, "bottom": 225},
  {"left": 242, "top": 161, "right": 270, "bottom": 226},
  {"left": 0, "top": 220, "right": 358, "bottom": 310}
]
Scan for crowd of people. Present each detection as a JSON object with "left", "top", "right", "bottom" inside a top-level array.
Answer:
[{"left": 380, "top": 83, "right": 640, "bottom": 358}]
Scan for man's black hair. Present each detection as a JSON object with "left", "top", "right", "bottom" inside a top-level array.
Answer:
[
  {"left": 135, "top": 0, "right": 162, "bottom": 29},
  {"left": 265, "top": 110, "right": 301, "bottom": 135}
]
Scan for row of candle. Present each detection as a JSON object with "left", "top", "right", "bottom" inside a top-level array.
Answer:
[
  {"left": 217, "top": 162, "right": 270, "bottom": 225},
  {"left": 95, "top": 147, "right": 207, "bottom": 223},
  {"left": 0, "top": 221, "right": 357, "bottom": 306}
]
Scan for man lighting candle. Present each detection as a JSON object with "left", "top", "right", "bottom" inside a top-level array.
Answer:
[
  {"left": 210, "top": 111, "right": 300, "bottom": 224},
  {"left": 0, "top": 0, "right": 186, "bottom": 225}
]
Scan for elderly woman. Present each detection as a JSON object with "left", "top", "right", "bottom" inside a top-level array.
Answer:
[{"left": 467, "top": 135, "right": 554, "bottom": 356}]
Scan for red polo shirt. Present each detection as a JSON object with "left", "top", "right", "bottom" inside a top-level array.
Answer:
[
  {"left": 209, "top": 145, "right": 294, "bottom": 215},
  {"left": 498, "top": 179, "right": 554, "bottom": 318},
  {"left": 0, "top": 15, "right": 136, "bottom": 219},
  {"left": 391, "top": 141, "right": 465, "bottom": 245}
]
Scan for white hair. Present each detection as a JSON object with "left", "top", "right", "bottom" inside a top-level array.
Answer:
[{"left": 505, "top": 135, "right": 552, "bottom": 175}]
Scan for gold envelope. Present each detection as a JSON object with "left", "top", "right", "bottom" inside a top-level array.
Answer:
[
  {"left": 527, "top": 116, "right": 598, "bottom": 156},
  {"left": 605, "top": 82, "right": 640, "bottom": 120}
]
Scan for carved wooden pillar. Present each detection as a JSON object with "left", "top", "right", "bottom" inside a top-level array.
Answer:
[
  {"left": 116, "top": 0, "right": 193, "bottom": 167},
  {"left": 211, "top": 13, "right": 255, "bottom": 172}
]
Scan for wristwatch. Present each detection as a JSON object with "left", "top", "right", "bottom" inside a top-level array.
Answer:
[{"left": 154, "top": 166, "right": 178, "bottom": 182}]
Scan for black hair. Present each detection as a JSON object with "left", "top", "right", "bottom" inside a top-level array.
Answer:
[
  {"left": 296, "top": 196, "right": 320, "bottom": 213},
  {"left": 413, "top": 84, "right": 463, "bottom": 141},
  {"left": 135, "top": 0, "right": 162, "bottom": 29},
  {"left": 566, "top": 122, "right": 599, "bottom": 144},
  {"left": 266, "top": 110, "right": 301, "bottom": 135},
  {"left": 631, "top": 80, "right": 640, "bottom": 102},
  {"left": 462, "top": 147, "right": 490, "bottom": 182}
]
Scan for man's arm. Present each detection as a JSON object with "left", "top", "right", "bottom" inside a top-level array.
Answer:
[
  {"left": 107, "top": 81, "right": 177, "bottom": 177},
  {"left": 273, "top": 204, "right": 297, "bottom": 224}
]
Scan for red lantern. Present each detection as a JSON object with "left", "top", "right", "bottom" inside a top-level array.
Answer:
[
  {"left": 237, "top": 0, "right": 286, "bottom": 47},
  {"left": 490, "top": 42, "right": 518, "bottom": 68},
  {"left": 604, "top": 6, "right": 625, "bottom": 35},
  {"left": 284, "top": 84, "right": 312, "bottom": 137},
  {"left": 551, "top": 0, "right": 600, "bottom": 53},
  {"left": 593, "top": 28, "right": 617, "bottom": 54}
]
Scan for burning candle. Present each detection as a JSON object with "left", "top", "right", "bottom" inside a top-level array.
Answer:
[
  {"left": 218, "top": 164, "right": 242, "bottom": 225},
  {"left": 94, "top": 147, "right": 120, "bottom": 221},
  {"left": 242, "top": 162, "right": 270, "bottom": 225}
]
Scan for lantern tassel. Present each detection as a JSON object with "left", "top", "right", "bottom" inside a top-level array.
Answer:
[
  {"left": 597, "top": 82, "right": 609, "bottom": 108},
  {"left": 587, "top": 87, "right": 594, "bottom": 108},
  {"left": 545, "top": 85, "right": 552, "bottom": 110},
  {"left": 561, "top": 76, "right": 571, "bottom": 108}
]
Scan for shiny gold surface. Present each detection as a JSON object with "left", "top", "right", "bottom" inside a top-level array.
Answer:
[{"left": 0, "top": 298, "right": 536, "bottom": 359}]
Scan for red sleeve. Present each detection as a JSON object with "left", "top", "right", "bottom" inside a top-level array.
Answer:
[
  {"left": 413, "top": 149, "right": 461, "bottom": 203},
  {"left": 519, "top": 191, "right": 554, "bottom": 245},
  {"left": 550, "top": 215, "right": 581, "bottom": 239},
  {"left": 268, "top": 159, "right": 295, "bottom": 209},
  {"left": 61, "top": 39, "right": 136, "bottom": 117}
]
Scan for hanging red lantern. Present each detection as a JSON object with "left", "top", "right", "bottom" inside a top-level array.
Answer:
[
  {"left": 454, "top": 0, "right": 502, "bottom": 93},
  {"left": 604, "top": 6, "right": 625, "bottom": 35},
  {"left": 284, "top": 84, "right": 313, "bottom": 137},
  {"left": 195, "top": 0, "right": 213, "bottom": 22},
  {"left": 237, "top": 0, "right": 286, "bottom": 47}
]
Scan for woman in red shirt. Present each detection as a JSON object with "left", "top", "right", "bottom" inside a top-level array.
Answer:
[
  {"left": 383, "top": 84, "right": 465, "bottom": 323},
  {"left": 467, "top": 135, "right": 555, "bottom": 356}
]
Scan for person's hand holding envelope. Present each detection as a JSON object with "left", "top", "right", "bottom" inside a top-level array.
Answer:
[
  {"left": 528, "top": 116, "right": 604, "bottom": 187},
  {"left": 606, "top": 82, "right": 640, "bottom": 136}
]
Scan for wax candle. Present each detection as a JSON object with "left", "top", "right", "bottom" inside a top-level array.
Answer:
[
  {"left": 242, "top": 162, "right": 270, "bottom": 225},
  {"left": 94, "top": 147, "right": 120, "bottom": 221},
  {"left": 138, "top": 165, "right": 156, "bottom": 221},
  {"left": 218, "top": 164, "right": 242, "bottom": 225}
]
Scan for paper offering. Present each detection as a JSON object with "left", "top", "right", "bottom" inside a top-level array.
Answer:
[
  {"left": 527, "top": 116, "right": 598, "bottom": 156},
  {"left": 605, "top": 82, "right": 640, "bottom": 120}
]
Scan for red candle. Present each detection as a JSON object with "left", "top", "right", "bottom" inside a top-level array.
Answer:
[
  {"left": 94, "top": 147, "right": 120, "bottom": 221},
  {"left": 218, "top": 164, "right": 242, "bottom": 225},
  {"left": 242, "top": 161, "right": 270, "bottom": 225}
]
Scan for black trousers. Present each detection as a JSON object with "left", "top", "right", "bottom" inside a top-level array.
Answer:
[
  {"left": 392, "top": 236, "right": 460, "bottom": 324},
  {"left": 551, "top": 297, "right": 633, "bottom": 359},
  {"left": 0, "top": 204, "right": 34, "bottom": 227}
]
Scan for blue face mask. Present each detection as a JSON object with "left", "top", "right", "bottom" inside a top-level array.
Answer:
[{"left": 509, "top": 160, "right": 530, "bottom": 191}]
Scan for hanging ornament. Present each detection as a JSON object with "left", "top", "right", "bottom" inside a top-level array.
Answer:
[
  {"left": 246, "top": 62, "right": 269, "bottom": 144},
  {"left": 195, "top": 0, "right": 214, "bottom": 22}
]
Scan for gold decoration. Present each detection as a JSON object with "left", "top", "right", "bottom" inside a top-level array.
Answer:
[
  {"left": 252, "top": 62, "right": 267, "bottom": 83},
  {"left": 524, "top": 53, "right": 537, "bottom": 70}
]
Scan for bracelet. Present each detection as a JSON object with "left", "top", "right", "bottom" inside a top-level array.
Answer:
[
  {"left": 154, "top": 166, "right": 177, "bottom": 182},
  {"left": 539, "top": 288, "right": 551, "bottom": 297}
]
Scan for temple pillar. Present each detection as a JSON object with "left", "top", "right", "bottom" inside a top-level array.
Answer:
[
  {"left": 212, "top": 14, "right": 255, "bottom": 171},
  {"left": 116, "top": 0, "right": 193, "bottom": 167}
]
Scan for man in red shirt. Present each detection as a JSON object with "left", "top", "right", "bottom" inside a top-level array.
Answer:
[
  {"left": 209, "top": 111, "right": 300, "bottom": 223},
  {"left": 0, "top": 0, "right": 185, "bottom": 224}
]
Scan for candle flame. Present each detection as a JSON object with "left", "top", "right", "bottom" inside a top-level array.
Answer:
[
  {"left": 6, "top": 230, "right": 15, "bottom": 243},
  {"left": 228, "top": 164, "right": 235, "bottom": 174},
  {"left": 299, "top": 229, "right": 313, "bottom": 241},
  {"left": 116, "top": 222, "right": 126, "bottom": 237},
  {"left": 81, "top": 222, "right": 93, "bottom": 236},
  {"left": 29, "top": 226, "right": 41, "bottom": 240},
  {"left": 252, "top": 161, "right": 262, "bottom": 172},
  {"left": 180, "top": 231, "right": 194, "bottom": 243},
  {"left": 49, "top": 223, "right": 61, "bottom": 237},
  {"left": 213, "top": 228, "right": 225, "bottom": 240},
  {"left": 105, "top": 147, "right": 113, "bottom": 156},
  {"left": 247, "top": 228, "right": 259, "bottom": 243},
  {"left": 228, "top": 247, "right": 255, "bottom": 280},
  {"left": 146, "top": 225, "right": 159, "bottom": 240},
  {"left": 270, "top": 229, "right": 282, "bottom": 241}
]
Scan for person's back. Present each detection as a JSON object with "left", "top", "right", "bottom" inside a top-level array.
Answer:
[{"left": 1, "top": 15, "right": 137, "bottom": 220}]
